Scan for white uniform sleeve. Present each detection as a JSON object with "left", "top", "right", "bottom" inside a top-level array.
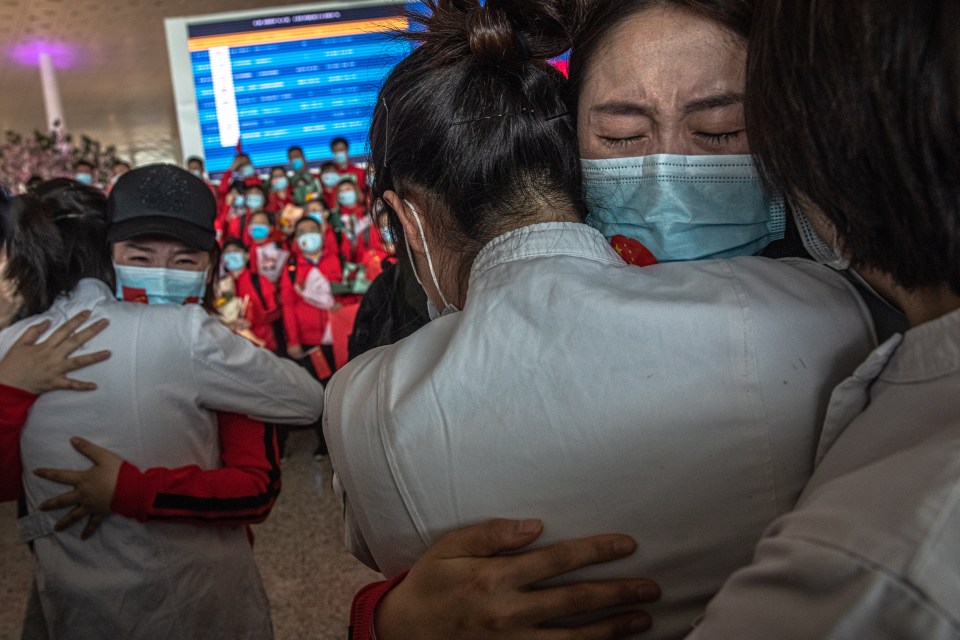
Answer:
[
  {"left": 324, "top": 345, "right": 424, "bottom": 577},
  {"left": 190, "top": 308, "right": 323, "bottom": 424},
  {"left": 687, "top": 534, "right": 960, "bottom": 640}
]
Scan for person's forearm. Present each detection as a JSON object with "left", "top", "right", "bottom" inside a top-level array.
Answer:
[
  {"left": 0, "top": 384, "right": 37, "bottom": 502},
  {"left": 111, "top": 413, "right": 281, "bottom": 524}
]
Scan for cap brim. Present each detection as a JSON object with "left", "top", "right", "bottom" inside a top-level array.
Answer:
[{"left": 107, "top": 216, "right": 215, "bottom": 251}]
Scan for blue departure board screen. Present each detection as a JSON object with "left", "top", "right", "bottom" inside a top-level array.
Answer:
[{"left": 184, "top": 4, "right": 423, "bottom": 176}]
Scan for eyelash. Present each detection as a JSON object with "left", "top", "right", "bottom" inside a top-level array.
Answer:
[
  {"left": 696, "top": 130, "right": 744, "bottom": 146},
  {"left": 601, "top": 136, "right": 645, "bottom": 148}
]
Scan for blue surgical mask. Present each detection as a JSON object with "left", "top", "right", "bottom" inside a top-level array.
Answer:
[
  {"left": 297, "top": 232, "right": 323, "bottom": 254},
  {"left": 246, "top": 194, "right": 265, "bottom": 211},
  {"left": 272, "top": 176, "right": 289, "bottom": 191},
  {"left": 75, "top": 172, "right": 94, "bottom": 185},
  {"left": 380, "top": 226, "right": 395, "bottom": 244},
  {"left": 223, "top": 252, "right": 247, "bottom": 272},
  {"left": 240, "top": 164, "right": 256, "bottom": 178},
  {"left": 114, "top": 264, "right": 208, "bottom": 305},
  {"left": 307, "top": 212, "right": 325, "bottom": 225},
  {"left": 334, "top": 151, "right": 348, "bottom": 165},
  {"left": 338, "top": 190, "right": 358, "bottom": 207},
  {"left": 191, "top": 169, "right": 203, "bottom": 179},
  {"left": 233, "top": 195, "right": 246, "bottom": 208},
  {"left": 321, "top": 173, "right": 340, "bottom": 189},
  {"left": 291, "top": 158, "right": 305, "bottom": 171},
  {"left": 248, "top": 223, "right": 271, "bottom": 241},
  {"left": 582, "top": 154, "right": 786, "bottom": 262}
]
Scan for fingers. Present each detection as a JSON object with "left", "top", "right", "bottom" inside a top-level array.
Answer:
[
  {"left": 55, "top": 318, "right": 110, "bottom": 356},
  {"left": 64, "top": 350, "right": 112, "bottom": 372},
  {"left": 13, "top": 320, "right": 52, "bottom": 347},
  {"left": 541, "top": 611, "right": 654, "bottom": 640},
  {"left": 431, "top": 519, "right": 545, "bottom": 560},
  {"left": 34, "top": 467, "right": 82, "bottom": 489},
  {"left": 56, "top": 377, "right": 98, "bottom": 392},
  {"left": 81, "top": 514, "right": 105, "bottom": 540},
  {"left": 53, "top": 505, "right": 90, "bottom": 532},
  {"left": 504, "top": 535, "right": 638, "bottom": 586},
  {"left": 70, "top": 437, "right": 107, "bottom": 463},
  {"left": 45, "top": 311, "right": 93, "bottom": 348},
  {"left": 510, "top": 579, "right": 660, "bottom": 628},
  {"left": 37, "top": 488, "right": 83, "bottom": 511}
]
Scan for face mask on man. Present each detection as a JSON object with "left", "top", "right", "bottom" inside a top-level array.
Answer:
[
  {"left": 75, "top": 172, "right": 94, "bottom": 185},
  {"left": 297, "top": 232, "right": 323, "bottom": 254},
  {"left": 233, "top": 195, "right": 246, "bottom": 209},
  {"left": 338, "top": 190, "right": 358, "bottom": 207},
  {"left": 334, "top": 151, "right": 349, "bottom": 165},
  {"left": 240, "top": 164, "right": 256, "bottom": 178},
  {"left": 291, "top": 158, "right": 305, "bottom": 172},
  {"left": 272, "top": 176, "right": 289, "bottom": 191},
  {"left": 114, "top": 264, "right": 208, "bottom": 305},
  {"left": 246, "top": 194, "right": 265, "bottom": 211},
  {"left": 582, "top": 154, "right": 786, "bottom": 262},
  {"left": 321, "top": 173, "right": 340, "bottom": 189},
  {"left": 222, "top": 252, "right": 247, "bottom": 273},
  {"left": 248, "top": 223, "right": 271, "bottom": 242}
]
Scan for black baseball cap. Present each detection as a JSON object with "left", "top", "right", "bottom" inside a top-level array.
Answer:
[{"left": 107, "top": 164, "right": 217, "bottom": 250}]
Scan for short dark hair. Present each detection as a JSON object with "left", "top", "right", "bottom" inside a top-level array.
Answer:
[
  {"left": 746, "top": 0, "right": 960, "bottom": 293},
  {"left": 320, "top": 162, "right": 338, "bottom": 173},
  {"left": 370, "top": 0, "right": 582, "bottom": 290},
  {"left": 222, "top": 237, "right": 247, "bottom": 252},
  {"left": 568, "top": 0, "right": 751, "bottom": 117},
  {"left": 74, "top": 160, "right": 94, "bottom": 171},
  {"left": 287, "top": 145, "right": 304, "bottom": 156},
  {"left": 0, "top": 179, "right": 112, "bottom": 315},
  {"left": 246, "top": 184, "right": 267, "bottom": 197},
  {"left": 186, "top": 156, "right": 205, "bottom": 168},
  {"left": 329, "top": 137, "right": 349, "bottom": 150},
  {"left": 113, "top": 160, "right": 131, "bottom": 169}
]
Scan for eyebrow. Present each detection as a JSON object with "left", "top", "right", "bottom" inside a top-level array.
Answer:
[
  {"left": 682, "top": 92, "right": 744, "bottom": 116},
  {"left": 590, "top": 101, "right": 656, "bottom": 119},
  {"left": 125, "top": 243, "right": 202, "bottom": 256}
]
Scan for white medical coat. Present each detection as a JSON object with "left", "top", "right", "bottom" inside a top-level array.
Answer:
[
  {"left": 325, "top": 222, "right": 877, "bottom": 639},
  {"left": 689, "top": 307, "right": 960, "bottom": 639},
  {"left": 2, "top": 279, "right": 324, "bottom": 640}
]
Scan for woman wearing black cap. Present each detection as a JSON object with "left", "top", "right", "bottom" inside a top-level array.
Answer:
[{"left": 0, "top": 170, "right": 323, "bottom": 640}]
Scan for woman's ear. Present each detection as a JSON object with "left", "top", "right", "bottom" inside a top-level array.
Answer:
[{"left": 383, "top": 190, "right": 423, "bottom": 254}]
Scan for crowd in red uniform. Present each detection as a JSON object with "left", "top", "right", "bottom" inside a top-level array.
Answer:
[{"left": 201, "top": 138, "right": 396, "bottom": 458}]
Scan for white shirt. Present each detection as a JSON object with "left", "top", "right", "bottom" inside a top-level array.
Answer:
[
  {"left": 1, "top": 279, "right": 324, "bottom": 640},
  {"left": 325, "top": 222, "right": 878, "bottom": 639},
  {"left": 689, "top": 307, "right": 960, "bottom": 639}
]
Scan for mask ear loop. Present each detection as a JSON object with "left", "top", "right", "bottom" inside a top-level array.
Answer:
[{"left": 403, "top": 200, "right": 450, "bottom": 309}]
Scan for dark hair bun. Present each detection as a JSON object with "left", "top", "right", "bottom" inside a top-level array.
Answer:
[{"left": 408, "top": 0, "right": 573, "bottom": 69}]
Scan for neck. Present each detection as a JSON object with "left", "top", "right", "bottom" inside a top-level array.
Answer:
[
  {"left": 858, "top": 267, "right": 960, "bottom": 328},
  {"left": 304, "top": 251, "right": 322, "bottom": 262}
]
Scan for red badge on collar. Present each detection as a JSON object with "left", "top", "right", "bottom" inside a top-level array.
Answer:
[
  {"left": 610, "top": 235, "right": 658, "bottom": 267},
  {"left": 121, "top": 286, "right": 149, "bottom": 304}
]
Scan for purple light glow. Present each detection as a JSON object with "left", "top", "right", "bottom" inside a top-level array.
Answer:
[{"left": 11, "top": 41, "right": 78, "bottom": 68}]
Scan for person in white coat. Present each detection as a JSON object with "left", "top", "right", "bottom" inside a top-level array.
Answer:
[
  {"left": 358, "top": 1, "right": 960, "bottom": 639},
  {"left": 0, "top": 169, "right": 323, "bottom": 640},
  {"left": 323, "top": 2, "right": 879, "bottom": 638}
]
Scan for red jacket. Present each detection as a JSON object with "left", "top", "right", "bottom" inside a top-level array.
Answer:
[
  {"left": 231, "top": 269, "right": 280, "bottom": 352},
  {"left": 0, "top": 384, "right": 280, "bottom": 526},
  {"left": 267, "top": 188, "right": 293, "bottom": 214},
  {"left": 280, "top": 251, "right": 342, "bottom": 349},
  {"left": 338, "top": 163, "right": 368, "bottom": 194}
]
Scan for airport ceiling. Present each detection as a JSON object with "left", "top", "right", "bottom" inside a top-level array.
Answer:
[{"left": 0, "top": 0, "right": 367, "bottom": 165}]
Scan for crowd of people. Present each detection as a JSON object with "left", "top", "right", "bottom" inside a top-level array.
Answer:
[{"left": 0, "top": 0, "right": 958, "bottom": 638}]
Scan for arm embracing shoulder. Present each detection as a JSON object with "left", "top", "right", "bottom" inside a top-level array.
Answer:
[{"left": 190, "top": 307, "right": 323, "bottom": 424}]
